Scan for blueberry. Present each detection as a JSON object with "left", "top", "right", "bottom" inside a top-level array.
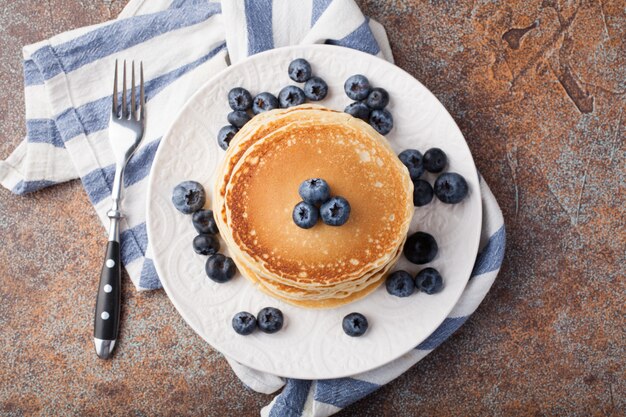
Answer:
[
  {"left": 232, "top": 311, "right": 257, "bottom": 335},
  {"left": 342, "top": 312, "right": 368, "bottom": 337},
  {"left": 252, "top": 92, "right": 279, "bottom": 114},
  {"left": 385, "top": 270, "right": 415, "bottom": 297},
  {"left": 320, "top": 196, "right": 351, "bottom": 226},
  {"left": 193, "top": 234, "right": 220, "bottom": 256},
  {"left": 344, "top": 74, "right": 371, "bottom": 100},
  {"left": 344, "top": 101, "right": 371, "bottom": 121},
  {"left": 303, "top": 76, "right": 328, "bottom": 101},
  {"left": 228, "top": 87, "right": 252, "bottom": 111},
  {"left": 292, "top": 201, "right": 319, "bottom": 229},
  {"left": 434, "top": 172, "right": 468, "bottom": 204},
  {"left": 366, "top": 87, "right": 389, "bottom": 110},
  {"left": 298, "top": 178, "right": 330, "bottom": 205},
  {"left": 278, "top": 85, "right": 306, "bottom": 108},
  {"left": 403, "top": 231, "right": 438, "bottom": 264},
  {"left": 398, "top": 149, "right": 424, "bottom": 180},
  {"left": 205, "top": 253, "right": 237, "bottom": 283},
  {"left": 413, "top": 179, "right": 434, "bottom": 207},
  {"left": 257, "top": 307, "right": 284, "bottom": 333},
  {"left": 415, "top": 268, "right": 444, "bottom": 294},
  {"left": 288, "top": 58, "right": 312, "bottom": 83},
  {"left": 218, "top": 125, "right": 238, "bottom": 150},
  {"left": 192, "top": 209, "right": 219, "bottom": 235},
  {"left": 369, "top": 109, "right": 393, "bottom": 135},
  {"left": 423, "top": 148, "right": 447, "bottom": 173},
  {"left": 172, "top": 181, "right": 206, "bottom": 214},
  {"left": 227, "top": 111, "right": 251, "bottom": 128}
]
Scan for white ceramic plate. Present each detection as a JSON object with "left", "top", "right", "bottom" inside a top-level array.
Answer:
[{"left": 146, "top": 45, "right": 481, "bottom": 379}]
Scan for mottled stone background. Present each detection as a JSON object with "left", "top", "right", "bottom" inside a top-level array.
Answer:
[{"left": 0, "top": 1, "right": 624, "bottom": 416}]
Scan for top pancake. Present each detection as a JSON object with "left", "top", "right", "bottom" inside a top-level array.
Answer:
[{"left": 221, "top": 106, "right": 413, "bottom": 286}]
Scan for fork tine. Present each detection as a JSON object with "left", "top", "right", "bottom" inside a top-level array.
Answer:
[
  {"left": 122, "top": 60, "right": 127, "bottom": 118},
  {"left": 140, "top": 61, "right": 145, "bottom": 119},
  {"left": 131, "top": 61, "right": 136, "bottom": 120},
  {"left": 112, "top": 60, "right": 118, "bottom": 116}
]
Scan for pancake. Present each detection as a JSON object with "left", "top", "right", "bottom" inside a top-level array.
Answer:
[
  {"left": 213, "top": 105, "right": 413, "bottom": 308},
  {"left": 221, "top": 107, "right": 413, "bottom": 291}
]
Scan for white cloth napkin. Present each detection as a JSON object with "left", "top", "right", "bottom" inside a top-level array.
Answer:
[{"left": 0, "top": 1, "right": 505, "bottom": 415}]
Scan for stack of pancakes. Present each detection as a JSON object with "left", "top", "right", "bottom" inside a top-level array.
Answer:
[{"left": 213, "top": 104, "right": 413, "bottom": 308}]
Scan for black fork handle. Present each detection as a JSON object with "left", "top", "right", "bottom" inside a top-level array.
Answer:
[{"left": 94, "top": 240, "right": 121, "bottom": 357}]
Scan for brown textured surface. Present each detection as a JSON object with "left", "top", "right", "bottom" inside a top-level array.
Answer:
[{"left": 0, "top": 1, "right": 624, "bottom": 416}]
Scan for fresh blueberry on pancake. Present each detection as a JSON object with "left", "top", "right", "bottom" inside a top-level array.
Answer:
[
  {"left": 298, "top": 178, "right": 331, "bottom": 205},
  {"left": 320, "top": 196, "right": 351, "bottom": 226},
  {"left": 292, "top": 201, "right": 319, "bottom": 229}
]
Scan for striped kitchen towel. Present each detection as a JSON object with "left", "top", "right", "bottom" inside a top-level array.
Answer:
[{"left": 0, "top": 0, "right": 505, "bottom": 416}]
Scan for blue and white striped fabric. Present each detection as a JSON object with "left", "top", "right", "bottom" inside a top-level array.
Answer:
[{"left": 0, "top": 1, "right": 505, "bottom": 415}]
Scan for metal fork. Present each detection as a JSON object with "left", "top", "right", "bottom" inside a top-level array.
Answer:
[{"left": 94, "top": 60, "right": 145, "bottom": 359}]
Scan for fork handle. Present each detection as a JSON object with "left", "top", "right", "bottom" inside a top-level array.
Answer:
[{"left": 94, "top": 240, "right": 121, "bottom": 358}]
